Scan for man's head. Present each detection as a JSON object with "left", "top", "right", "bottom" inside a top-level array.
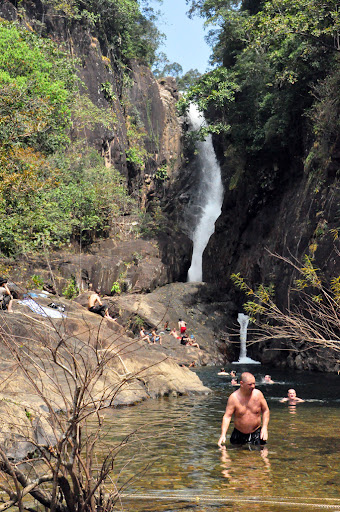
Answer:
[
  {"left": 240, "top": 372, "right": 256, "bottom": 394},
  {"left": 264, "top": 375, "right": 271, "bottom": 382},
  {"left": 287, "top": 389, "right": 297, "bottom": 400}
]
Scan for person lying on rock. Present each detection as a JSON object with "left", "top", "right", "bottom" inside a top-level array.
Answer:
[
  {"left": 0, "top": 278, "right": 13, "bottom": 312},
  {"left": 88, "top": 290, "right": 116, "bottom": 321},
  {"left": 170, "top": 328, "right": 181, "bottom": 339}
]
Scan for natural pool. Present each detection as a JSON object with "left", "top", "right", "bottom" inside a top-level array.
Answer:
[{"left": 98, "top": 366, "right": 340, "bottom": 512}]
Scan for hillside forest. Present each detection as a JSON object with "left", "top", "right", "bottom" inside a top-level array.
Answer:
[{"left": 0, "top": 0, "right": 339, "bottom": 363}]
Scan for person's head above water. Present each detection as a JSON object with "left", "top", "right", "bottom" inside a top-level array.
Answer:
[
  {"left": 240, "top": 372, "right": 256, "bottom": 395},
  {"left": 280, "top": 388, "right": 305, "bottom": 403},
  {"left": 264, "top": 374, "right": 274, "bottom": 383}
]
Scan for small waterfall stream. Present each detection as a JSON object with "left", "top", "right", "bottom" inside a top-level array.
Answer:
[
  {"left": 187, "top": 104, "right": 224, "bottom": 282},
  {"left": 233, "top": 313, "right": 260, "bottom": 364}
]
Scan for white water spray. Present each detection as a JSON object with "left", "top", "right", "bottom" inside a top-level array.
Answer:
[
  {"left": 233, "top": 313, "right": 261, "bottom": 364},
  {"left": 187, "top": 104, "right": 224, "bottom": 282}
]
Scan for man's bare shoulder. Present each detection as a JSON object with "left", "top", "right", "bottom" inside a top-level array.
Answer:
[{"left": 228, "top": 389, "right": 241, "bottom": 402}]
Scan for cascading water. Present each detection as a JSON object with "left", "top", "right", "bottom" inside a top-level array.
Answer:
[
  {"left": 233, "top": 313, "right": 260, "bottom": 364},
  {"left": 187, "top": 104, "right": 224, "bottom": 282}
]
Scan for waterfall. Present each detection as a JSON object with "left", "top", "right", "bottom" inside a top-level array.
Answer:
[
  {"left": 187, "top": 104, "right": 224, "bottom": 282},
  {"left": 233, "top": 313, "right": 261, "bottom": 365}
]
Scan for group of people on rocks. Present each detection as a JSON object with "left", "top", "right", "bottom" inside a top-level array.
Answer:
[
  {"left": 138, "top": 318, "right": 200, "bottom": 348},
  {"left": 171, "top": 319, "right": 200, "bottom": 348},
  {"left": 139, "top": 326, "right": 162, "bottom": 344}
]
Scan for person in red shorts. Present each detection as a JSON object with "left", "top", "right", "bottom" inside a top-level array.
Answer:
[{"left": 178, "top": 318, "right": 187, "bottom": 334}]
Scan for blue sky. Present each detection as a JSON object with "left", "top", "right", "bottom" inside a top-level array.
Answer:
[{"left": 149, "top": 0, "right": 212, "bottom": 74}]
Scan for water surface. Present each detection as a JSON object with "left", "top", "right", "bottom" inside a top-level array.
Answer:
[{"left": 99, "top": 366, "right": 340, "bottom": 511}]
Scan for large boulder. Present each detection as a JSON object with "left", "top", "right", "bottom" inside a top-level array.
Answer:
[{"left": 108, "top": 282, "right": 227, "bottom": 365}]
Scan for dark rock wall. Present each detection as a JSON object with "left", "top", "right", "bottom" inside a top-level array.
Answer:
[{"left": 202, "top": 132, "right": 340, "bottom": 370}]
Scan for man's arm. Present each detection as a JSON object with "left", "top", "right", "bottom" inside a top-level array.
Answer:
[
  {"left": 260, "top": 395, "right": 270, "bottom": 441},
  {"left": 217, "top": 395, "right": 235, "bottom": 447},
  {"left": 4, "top": 284, "right": 12, "bottom": 298}
]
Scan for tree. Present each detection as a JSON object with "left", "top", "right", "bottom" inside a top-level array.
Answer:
[
  {"left": 177, "top": 68, "right": 201, "bottom": 90},
  {"left": 180, "top": 0, "right": 340, "bottom": 193},
  {"left": 231, "top": 251, "right": 340, "bottom": 362},
  {"left": 0, "top": 308, "right": 161, "bottom": 511}
]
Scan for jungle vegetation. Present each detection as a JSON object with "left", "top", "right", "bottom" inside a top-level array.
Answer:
[
  {"left": 0, "top": 0, "right": 163, "bottom": 257},
  {"left": 181, "top": 0, "right": 340, "bottom": 182}
]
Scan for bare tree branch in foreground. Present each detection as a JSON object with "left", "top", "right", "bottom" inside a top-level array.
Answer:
[
  {"left": 231, "top": 250, "right": 340, "bottom": 362},
  {"left": 0, "top": 310, "right": 167, "bottom": 512}
]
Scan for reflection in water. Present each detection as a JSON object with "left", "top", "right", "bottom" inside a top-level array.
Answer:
[{"left": 219, "top": 446, "right": 272, "bottom": 495}]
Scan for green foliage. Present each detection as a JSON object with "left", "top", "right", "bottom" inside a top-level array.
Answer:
[
  {"left": 125, "top": 114, "right": 148, "bottom": 168},
  {"left": 177, "top": 68, "right": 202, "bottom": 90},
  {"left": 0, "top": 21, "right": 78, "bottom": 154},
  {"left": 100, "top": 81, "right": 117, "bottom": 104},
  {"left": 72, "top": 0, "right": 164, "bottom": 65},
  {"left": 62, "top": 275, "right": 79, "bottom": 300},
  {"left": 110, "top": 281, "right": 121, "bottom": 295},
  {"left": 139, "top": 201, "right": 167, "bottom": 237},
  {"left": 0, "top": 146, "right": 137, "bottom": 256},
  {"left": 155, "top": 164, "right": 168, "bottom": 181},
  {"left": 30, "top": 275, "right": 44, "bottom": 290},
  {"left": 184, "top": 0, "right": 340, "bottom": 182}
]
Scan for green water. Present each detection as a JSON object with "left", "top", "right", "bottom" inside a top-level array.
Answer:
[{"left": 96, "top": 366, "right": 340, "bottom": 512}]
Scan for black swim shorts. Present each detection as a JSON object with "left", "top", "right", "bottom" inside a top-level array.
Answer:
[
  {"left": 89, "top": 304, "right": 108, "bottom": 318},
  {"left": 230, "top": 426, "right": 266, "bottom": 446}
]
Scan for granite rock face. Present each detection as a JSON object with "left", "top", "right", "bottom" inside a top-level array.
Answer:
[{"left": 0, "top": 294, "right": 210, "bottom": 459}]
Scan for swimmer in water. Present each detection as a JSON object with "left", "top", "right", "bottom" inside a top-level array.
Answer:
[
  {"left": 218, "top": 368, "right": 229, "bottom": 376},
  {"left": 263, "top": 375, "right": 274, "bottom": 384},
  {"left": 280, "top": 389, "right": 305, "bottom": 404}
]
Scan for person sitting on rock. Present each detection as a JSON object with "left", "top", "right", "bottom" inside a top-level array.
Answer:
[
  {"left": 150, "top": 328, "right": 162, "bottom": 345},
  {"left": 187, "top": 335, "right": 200, "bottom": 349},
  {"left": 0, "top": 278, "right": 13, "bottom": 312},
  {"left": 140, "top": 327, "right": 151, "bottom": 343},
  {"left": 180, "top": 333, "right": 189, "bottom": 345},
  {"left": 164, "top": 321, "right": 171, "bottom": 332},
  {"left": 88, "top": 290, "right": 116, "bottom": 321}
]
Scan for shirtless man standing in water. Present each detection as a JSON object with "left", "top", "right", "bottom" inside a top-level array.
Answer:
[{"left": 218, "top": 372, "right": 270, "bottom": 447}]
